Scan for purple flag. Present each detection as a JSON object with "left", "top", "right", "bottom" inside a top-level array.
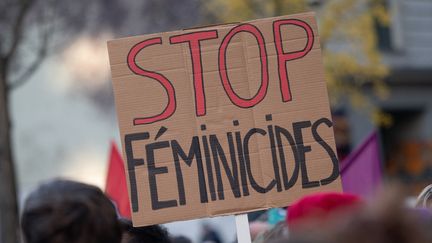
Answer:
[{"left": 340, "top": 132, "right": 382, "bottom": 197}]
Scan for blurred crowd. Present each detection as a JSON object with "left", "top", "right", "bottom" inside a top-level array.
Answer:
[{"left": 20, "top": 179, "right": 432, "bottom": 243}]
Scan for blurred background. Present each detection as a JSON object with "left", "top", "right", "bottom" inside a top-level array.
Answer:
[{"left": 1, "top": 0, "right": 431, "bottom": 242}]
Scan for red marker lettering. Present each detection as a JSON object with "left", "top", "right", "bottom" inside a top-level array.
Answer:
[
  {"left": 273, "top": 19, "right": 314, "bottom": 102},
  {"left": 219, "top": 24, "right": 269, "bottom": 108},
  {"left": 127, "top": 38, "right": 176, "bottom": 125},
  {"left": 170, "top": 30, "right": 218, "bottom": 116}
]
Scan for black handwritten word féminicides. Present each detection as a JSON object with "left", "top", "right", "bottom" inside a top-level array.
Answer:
[{"left": 124, "top": 115, "right": 339, "bottom": 212}]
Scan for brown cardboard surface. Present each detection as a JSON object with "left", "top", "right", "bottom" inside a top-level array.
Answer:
[{"left": 107, "top": 12, "right": 342, "bottom": 226}]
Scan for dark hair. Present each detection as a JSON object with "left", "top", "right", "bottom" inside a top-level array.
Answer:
[
  {"left": 171, "top": 235, "right": 192, "bottom": 243},
  {"left": 21, "top": 179, "right": 122, "bottom": 243},
  {"left": 120, "top": 219, "right": 171, "bottom": 243}
]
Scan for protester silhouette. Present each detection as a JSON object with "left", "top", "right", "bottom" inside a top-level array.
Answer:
[
  {"left": 200, "top": 224, "right": 222, "bottom": 243},
  {"left": 21, "top": 179, "right": 122, "bottom": 243},
  {"left": 120, "top": 218, "right": 171, "bottom": 243}
]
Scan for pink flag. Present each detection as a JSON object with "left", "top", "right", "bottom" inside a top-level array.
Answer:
[{"left": 340, "top": 132, "right": 382, "bottom": 197}]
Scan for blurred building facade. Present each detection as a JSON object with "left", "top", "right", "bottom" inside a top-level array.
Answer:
[{"left": 342, "top": 0, "right": 432, "bottom": 192}]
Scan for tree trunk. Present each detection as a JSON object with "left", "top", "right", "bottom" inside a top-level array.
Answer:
[{"left": 0, "top": 61, "right": 19, "bottom": 243}]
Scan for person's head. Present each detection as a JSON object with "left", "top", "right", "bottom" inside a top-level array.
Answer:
[
  {"left": 21, "top": 179, "right": 121, "bottom": 243},
  {"left": 286, "top": 192, "right": 362, "bottom": 229},
  {"left": 272, "top": 188, "right": 432, "bottom": 243},
  {"left": 171, "top": 235, "right": 192, "bottom": 243},
  {"left": 120, "top": 219, "right": 171, "bottom": 243}
]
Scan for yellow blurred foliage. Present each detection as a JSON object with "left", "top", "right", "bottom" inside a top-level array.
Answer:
[{"left": 203, "top": 0, "right": 390, "bottom": 125}]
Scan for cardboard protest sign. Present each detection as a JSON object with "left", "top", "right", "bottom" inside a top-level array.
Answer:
[{"left": 107, "top": 12, "right": 341, "bottom": 226}]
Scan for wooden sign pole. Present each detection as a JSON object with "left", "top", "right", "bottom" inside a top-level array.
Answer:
[{"left": 235, "top": 214, "right": 252, "bottom": 243}]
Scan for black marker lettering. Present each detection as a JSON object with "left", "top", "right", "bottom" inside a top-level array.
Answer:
[
  {"left": 267, "top": 117, "right": 282, "bottom": 192},
  {"left": 275, "top": 125, "right": 299, "bottom": 190},
  {"left": 210, "top": 134, "right": 241, "bottom": 199},
  {"left": 124, "top": 132, "right": 149, "bottom": 212},
  {"left": 293, "top": 121, "right": 319, "bottom": 189},
  {"left": 146, "top": 141, "right": 178, "bottom": 210},
  {"left": 202, "top": 135, "right": 217, "bottom": 201},
  {"left": 235, "top": 130, "right": 250, "bottom": 196},
  {"left": 312, "top": 118, "right": 340, "bottom": 185},
  {"left": 243, "top": 128, "right": 276, "bottom": 193},
  {"left": 171, "top": 136, "right": 208, "bottom": 205}
]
